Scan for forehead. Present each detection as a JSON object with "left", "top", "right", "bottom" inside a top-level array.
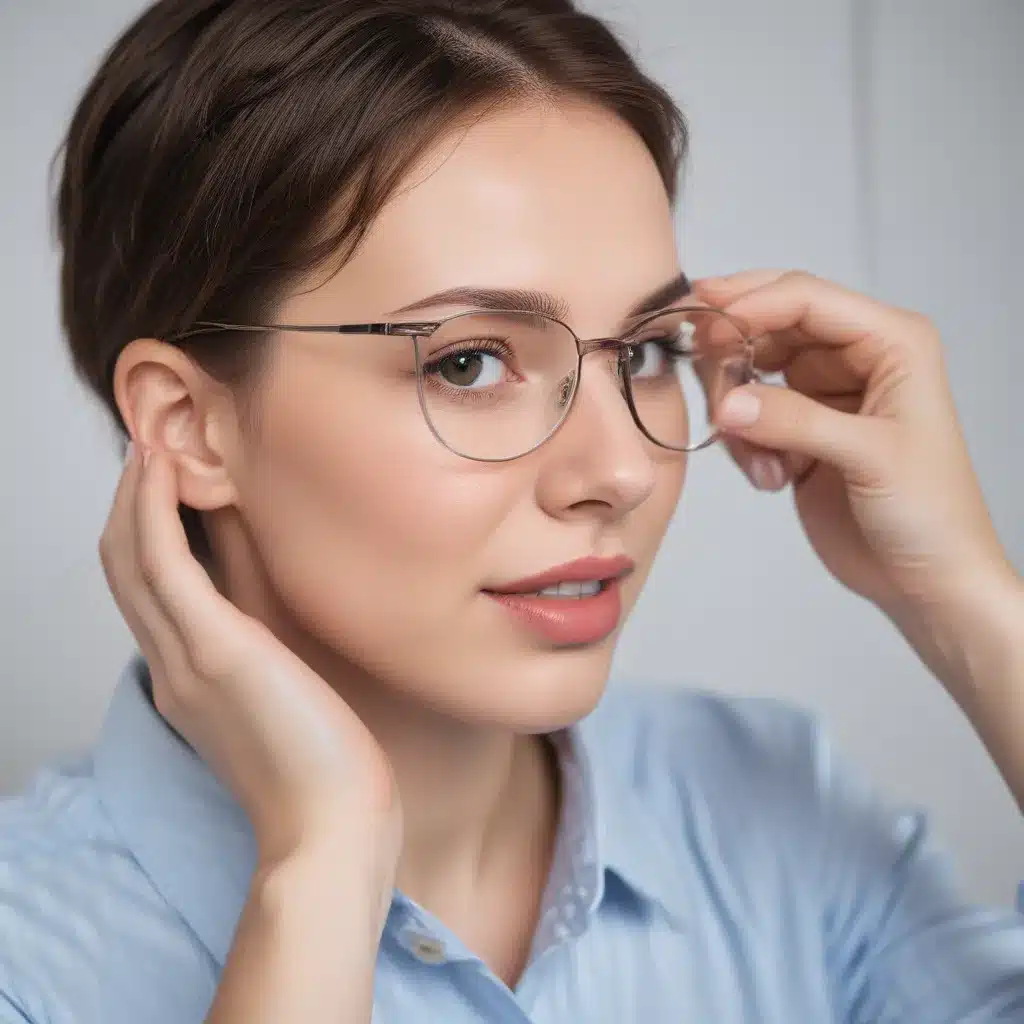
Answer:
[{"left": 298, "top": 99, "right": 680, "bottom": 329}]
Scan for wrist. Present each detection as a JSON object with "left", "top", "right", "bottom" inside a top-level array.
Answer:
[
  {"left": 255, "top": 835, "right": 398, "bottom": 938},
  {"left": 255, "top": 799, "right": 402, "bottom": 875},
  {"left": 888, "top": 561, "right": 1024, "bottom": 707},
  {"left": 261, "top": 817, "right": 400, "bottom": 879},
  {"left": 896, "top": 564, "right": 1024, "bottom": 813}
]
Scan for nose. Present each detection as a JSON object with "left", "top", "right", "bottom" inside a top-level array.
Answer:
[{"left": 534, "top": 351, "right": 660, "bottom": 522}]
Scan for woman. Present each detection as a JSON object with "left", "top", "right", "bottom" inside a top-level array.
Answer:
[{"left": 1, "top": 0, "right": 1022, "bottom": 1020}]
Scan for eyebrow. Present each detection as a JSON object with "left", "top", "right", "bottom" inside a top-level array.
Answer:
[{"left": 389, "top": 271, "right": 693, "bottom": 324}]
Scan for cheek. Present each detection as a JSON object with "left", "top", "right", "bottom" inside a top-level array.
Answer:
[
  {"left": 240, "top": 359, "right": 518, "bottom": 616},
  {"left": 612, "top": 457, "right": 684, "bottom": 619},
  {"left": 633, "top": 454, "right": 686, "bottom": 558}
]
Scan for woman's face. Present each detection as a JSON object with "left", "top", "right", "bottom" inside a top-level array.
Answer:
[{"left": 220, "top": 99, "right": 687, "bottom": 731}]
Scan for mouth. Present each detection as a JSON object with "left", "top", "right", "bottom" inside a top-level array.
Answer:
[
  {"left": 518, "top": 579, "right": 609, "bottom": 599},
  {"left": 483, "top": 554, "right": 635, "bottom": 597},
  {"left": 482, "top": 555, "right": 634, "bottom": 646}
]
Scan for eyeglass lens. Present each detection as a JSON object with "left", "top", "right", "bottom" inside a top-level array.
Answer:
[{"left": 414, "top": 308, "right": 752, "bottom": 461}]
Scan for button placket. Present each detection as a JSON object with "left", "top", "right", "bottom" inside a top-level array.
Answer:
[
  {"left": 397, "top": 917, "right": 448, "bottom": 966},
  {"left": 407, "top": 934, "right": 446, "bottom": 965},
  {"left": 530, "top": 731, "right": 603, "bottom": 958}
]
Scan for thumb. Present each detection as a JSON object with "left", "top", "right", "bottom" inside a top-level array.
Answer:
[{"left": 714, "top": 383, "right": 887, "bottom": 486}]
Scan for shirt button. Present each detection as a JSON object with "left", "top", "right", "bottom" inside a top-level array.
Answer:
[{"left": 403, "top": 931, "right": 447, "bottom": 965}]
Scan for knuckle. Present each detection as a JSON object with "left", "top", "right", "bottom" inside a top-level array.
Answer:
[
  {"left": 906, "top": 309, "right": 937, "bottom": 336},
  {"left": 137, "top": 554, "right": 159, "bottom": 592},
  {"left": 98, "top": 533, "right": 129, "bottom": 594},
  {"left": 181, "top": 631, "right": 240, "bottom": 685},
  {"left": 780, "top": 268, "right": 816, "bottom": 285},
  {"left": 892, "top": 310, "right": 941, "bottom": 363},
  {"left": 150, "top": 680, "right": 181, "bottom": 723}
]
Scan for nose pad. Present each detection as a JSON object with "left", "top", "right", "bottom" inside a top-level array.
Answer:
[
  {"left": 569, "top": 348, "right": 648, "bottom": 444},
  {"left": 557, "top": 344, "right": 640, "bottom": 443},
  {"left": 558, "top": 344, "right": 630, "bottom": 412},
  {"left": 583, "top": 342, "right": 628, "bottom": 382},
  {"left": 556, "top": 371, "right": 575, "bottom": 410}
]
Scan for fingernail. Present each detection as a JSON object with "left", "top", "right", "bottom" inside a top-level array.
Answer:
[
  {"left": 718, "top": 389, "right": 762, "bottom": 427},
  {"left": 142, "top": 446, "right": 152, "bottom": 468},
  {"left": 694, "top": 276, "right": 726, "bottom": 290},
  {"left": 124, "top": 441, "right": 135, "bottom": 463},
  {"left": 749, "top": 454, "right": 786, "bottom": 491}
]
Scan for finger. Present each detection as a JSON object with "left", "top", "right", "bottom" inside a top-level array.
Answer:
[
  {"left": 133, "top": 447, "right": 240, "bottom": 672},
  {"left": 714, "top": 272, "right": 933, "bottom": 366},
  {"left": 100, "top": 444, "right": 185, "bottom": 634},
  {"left": 720, "top": 393, "right": 861, "bottom": 490},
  {"left": 750, "top": 326, "right": 843, "bottom": 376},
  {"left": 696, "top": 275, "right": 888, "bottom": 384},
  {"left": 101, "top": 442, "right": 143, "bottom": 562},
  {"left": 724, "top": 381, "right": 866, "bottom": 485},
  {"left": 692, "top": 270, "right": 787, "bottom": 303},
  {"left": 715, "top": 382, "right": 888, "bottom": 486},
  {"left": 750, "top": 332, "right": 795, "bottom": 375},
  {"left": 781, "top": 347, "right": 865, "bottom": 397},
  {"left": 102, "top": 444, "right": 194, "bottom": 670},
  {"left": 720, "top": 434, "right": 790, "bottom": 492},
  {"left": 100, "top": 444, "right": 163, "bottom": 645}
]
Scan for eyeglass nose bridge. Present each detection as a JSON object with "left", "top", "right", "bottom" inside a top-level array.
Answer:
[{"left": 576, "top": 336, "right": 632, "bottom": 359}]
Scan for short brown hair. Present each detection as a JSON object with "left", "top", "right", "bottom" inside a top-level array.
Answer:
[{"left": 56, "top": 0, "right": 688, "bottom": 557}]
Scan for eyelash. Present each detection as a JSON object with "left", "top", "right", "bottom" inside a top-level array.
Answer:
[
  {"left": 419, "top": 337, "right": 520, "bottom": 403},
  {"left": 628, "top": 336, "right": 691, "bottom": 362},
  {"left": 417, "top": 333, "right": 692, "bottom": 400}
]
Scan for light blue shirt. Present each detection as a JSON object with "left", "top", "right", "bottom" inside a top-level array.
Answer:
[{"left": 1, "top": 658, "right": 1022, "bottom": 1023}]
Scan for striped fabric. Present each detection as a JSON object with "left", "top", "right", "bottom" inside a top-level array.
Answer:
[{"left": 1, "top": 658, "right": 1022, "bottom": 1022}]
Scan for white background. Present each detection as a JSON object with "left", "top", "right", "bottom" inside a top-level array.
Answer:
[{"left": 1, "top": 0, "right": 1021, "bottom": 904}]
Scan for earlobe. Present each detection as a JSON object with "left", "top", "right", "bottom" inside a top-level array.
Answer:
[
  {"left": 177, "top": 408, "right": 240, "bottom": 513},
  {"left": 175, "top": 451, "right": 238, "bottom": 512}
]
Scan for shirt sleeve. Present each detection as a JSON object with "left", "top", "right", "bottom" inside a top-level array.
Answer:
[{"left": 812, "top": 724, "right": 1024, "bottom": 1022}]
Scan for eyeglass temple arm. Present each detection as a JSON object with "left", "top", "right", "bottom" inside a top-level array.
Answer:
[{"left": 174, "top": 320, "right": 442, "bottom": 341}]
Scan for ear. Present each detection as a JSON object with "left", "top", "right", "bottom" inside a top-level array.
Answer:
[{"left": 112, "top": 338, "right": 240, "bottom": 512}]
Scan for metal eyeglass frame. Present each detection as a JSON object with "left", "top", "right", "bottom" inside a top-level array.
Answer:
[{"left": 168, "top": 305, "right": 757, "bottom": 463}]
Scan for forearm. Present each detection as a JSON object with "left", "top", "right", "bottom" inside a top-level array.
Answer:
[
  {"left": 206, "top": 842, "right": 393, "bottom": 1024},
  {"left": 951, "top": 573, "right": 1024, "bottom": 813},
  {"left": 892, "top": 566, "right": 1024, "bottom": 812}
]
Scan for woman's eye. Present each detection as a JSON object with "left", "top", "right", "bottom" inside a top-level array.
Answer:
[
  {"left": 627, "top": 338, "right": 679, "bottom": 379},
  {"left": 434, "top": 350, "right": 505, "bottom": 388}
]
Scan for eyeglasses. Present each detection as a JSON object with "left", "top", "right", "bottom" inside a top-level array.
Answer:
[{"left": 170, "top": 306, "right": 756, "bottom": 462}]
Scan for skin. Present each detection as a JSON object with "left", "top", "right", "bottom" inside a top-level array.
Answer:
[{"left": 104, "top": 98, "right": 1024, "bottom": 1022}]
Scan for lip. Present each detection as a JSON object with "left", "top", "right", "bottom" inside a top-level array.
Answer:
[
  {"left": 482, "top": 554, "right": 634, "bottom": 647},
  {"left": 484, "top": 554, "right": 635, "bottom": 595}
]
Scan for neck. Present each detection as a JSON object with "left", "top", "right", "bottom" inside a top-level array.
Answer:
[
  {"left": 337, "top": 681, "right": 559, "bottom": 906},
  {"left": 213, "top": 546, "right": 561, "bottom": 915}
]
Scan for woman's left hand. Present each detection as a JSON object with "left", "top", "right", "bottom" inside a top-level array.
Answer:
[
  {"left": 695, "top": 270, "right": 1016, "bottom": 619},
  {"left": 696, "top": 268, "right": 1024, "bottom": 651},
  {"left": 694, "top": 270, "right": 1024, "bottom": 807}
]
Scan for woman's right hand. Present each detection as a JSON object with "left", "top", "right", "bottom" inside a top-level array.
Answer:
[{"left": 99, "top": 443, "right": 401, "bottom": 879}]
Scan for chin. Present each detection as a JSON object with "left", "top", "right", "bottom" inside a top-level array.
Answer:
[{"left": 442, "top": 637, "right": 618, "bottom": 735}]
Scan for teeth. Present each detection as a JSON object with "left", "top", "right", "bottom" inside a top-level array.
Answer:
[{"left": 535, "top": 580, "right": 603, "bottom": 598}]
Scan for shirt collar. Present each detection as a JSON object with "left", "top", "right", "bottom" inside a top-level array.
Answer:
[
  {"left": 94, "top": 658, "right": 256, "bottom": 966},
  {"left": 570, "top": 706, "right": 692, "bottom": 929},
  {"left": 93, "top": 659, "right": 688, "bottom": 967}
]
